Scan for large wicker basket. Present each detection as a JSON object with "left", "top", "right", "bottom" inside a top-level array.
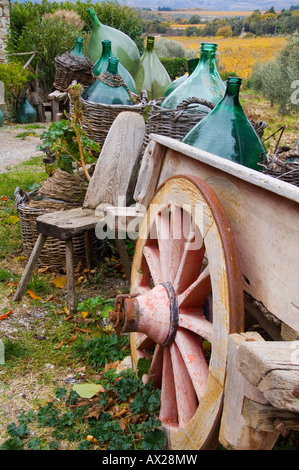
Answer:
[
  {"left": 54, "top": 52, "right": 95, "bottom": 92},
  {"left": 77, "top": 90, "right": 148, "bottom": 146},
  {"left": 144, "top": 97, "right": 215, "bottom": 149},
  {"left": 15, "top": 187, "right": 104, "bottom": 269},
  {"left": 261, "top": 144, "right": 299, "bottom": 187},
  {"left": 144, "top": 97, "right": 268, "bottom": 150}
]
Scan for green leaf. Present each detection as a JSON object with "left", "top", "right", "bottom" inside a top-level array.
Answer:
[
  {"left": 27, "top": 438, "right": 41, "bottom": 450},
  {"left": 137, "top": 357, "right": 151, "bottom": 379},
  {"left": 0, "top": 437, "right": 24, "bottom": 450},
  {"left": 72, "top": 383, "right": 104, "bottom": 399},
  {"left": 141, "top": 429, "right": 167, "bottom": 450}
]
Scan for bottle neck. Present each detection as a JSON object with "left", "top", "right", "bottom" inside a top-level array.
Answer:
[
  {"left": 102, "top": 41, "right": 112, "bottom": 58},
  {"left": 88, "top": 8, "right": 101, "bottom": 28},
  {"left": 107, "top": 58, "right": 119, "bottom": 76},
  {"left": 146, "top": 37, "right": 155, "bottom": 53},
  {"left": 223, "top": 78, "right": 242, "bottom": 105},
  {"left": 71, "top": 38, "right": 84, "bottom": 57}
]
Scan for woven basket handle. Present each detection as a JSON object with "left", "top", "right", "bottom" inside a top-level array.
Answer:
[
  {"left": 14, "top": 187, "right": 30, "bottom": 209},
  {"left": 173, "top": 97, "right": 215, "bottom": 122}
]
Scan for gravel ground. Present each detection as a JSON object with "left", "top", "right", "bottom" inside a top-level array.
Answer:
[{"left": 0, "top": 124, "right": 48, "bottom": 173}]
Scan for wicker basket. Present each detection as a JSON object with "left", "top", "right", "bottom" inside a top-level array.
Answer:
[
  {"left": 77, "top": 90, "right": 148, "bottom": 146},
  {"left": 144, "top": 97, "right": 268, "bottom": 150},
  {"left": 261, "top": 144, "right": 299, "bottom": 187},
  {"left": 54, "top": 52, "right": 95, "bottom": 92},
  {"left": 144, "top": 97, "right": 214, "bottom": 148},
  {"left": 15, "top": 187, "right": 104, "bottom": 269}
]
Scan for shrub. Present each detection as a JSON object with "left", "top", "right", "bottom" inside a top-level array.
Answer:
[
  {"left": 154, "top": 37, "right": 186, "bottom": 58},
  {"left": 0, "top": 61, "right": 33, "bottom": 98},
  {"left": 159, "top": 58, "right": 187, "bottom": 80},
  {"left": 11, "top": 17, "right": 82, "bottom": 91},
  {"left": 216, "top": 25, "right": 233, "bottom": 37}
]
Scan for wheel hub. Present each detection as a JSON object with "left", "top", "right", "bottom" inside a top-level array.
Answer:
[{"left": 109, "top": 282, "right": 179, "bottom": 346}]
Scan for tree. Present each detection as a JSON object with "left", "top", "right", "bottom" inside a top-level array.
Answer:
[{"left": 216, "top": 25, "right": 233, "bottom": 37}]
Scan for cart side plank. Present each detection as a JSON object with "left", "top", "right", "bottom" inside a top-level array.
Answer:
[{"left": 135, "top": 135, "right": 299, "bottom": 332}]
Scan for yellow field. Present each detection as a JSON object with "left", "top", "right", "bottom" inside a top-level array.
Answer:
[{"left": 167, "top": 36, "right": 287, "bottom": 79}]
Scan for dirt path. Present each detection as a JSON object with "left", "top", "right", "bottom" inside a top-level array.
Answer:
[{"left": 0, "top": 124, "right": 48, "bottom": 172}]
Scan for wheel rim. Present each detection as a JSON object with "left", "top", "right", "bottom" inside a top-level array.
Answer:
[{"left": 123, "top": 176, "right": 244, "bottom": 449}]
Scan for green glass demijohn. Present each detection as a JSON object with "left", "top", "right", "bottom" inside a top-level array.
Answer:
[
  {"left": 163, "top": 57, "right": 199, "bottom": 97},
  {"left": 162, "top": 43, "right": 225, "bottom": 113},
  {"left": 0, "top": 109, "right": 4, "bottom": 127},
  {"left": 82, "top": 56, "right": 134, "bottom": 106},
  {"left": 71, "top": 37, "right": 85, "bottom": 58},
  {"left": 183, "top": 77, "right": 266, "bottom": 171},
  {"left": 93, "top": 40, "right": 137, "bottom": 93},
  {"left": 16, "top": 96, "right": 37, "bottom": 124},
  {"left": 135, "top": 36, "right": 171, "bottom": 100},
  {"left": 86, "top": 7, "right": 140, "bottom": 78}
]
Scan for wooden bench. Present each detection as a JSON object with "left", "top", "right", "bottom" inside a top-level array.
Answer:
[{"left": 13, "top": 111, "right": 145, "bottom": 314}]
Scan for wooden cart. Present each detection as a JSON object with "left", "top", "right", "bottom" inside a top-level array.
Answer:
[{"left": 109, "top": 133, "right": 299, "bottom": 451}]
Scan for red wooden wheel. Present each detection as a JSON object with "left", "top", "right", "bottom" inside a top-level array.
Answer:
[{"left": 111, "top": 175, "right": 244, "bottom": 450}]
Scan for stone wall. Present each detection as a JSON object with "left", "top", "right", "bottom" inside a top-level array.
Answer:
[{"left": 0, "top": 0, "right": 9, "bottom": 63}]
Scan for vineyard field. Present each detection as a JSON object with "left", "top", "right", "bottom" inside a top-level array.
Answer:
[{"left": 167, "top": 36, "right": 287, "bottom": 79}]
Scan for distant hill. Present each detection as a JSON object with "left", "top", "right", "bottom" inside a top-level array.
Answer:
[{"left": 120, "top": 0, "right": 296, "bottom": 11}]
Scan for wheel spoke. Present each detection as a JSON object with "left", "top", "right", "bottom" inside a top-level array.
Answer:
[
  {"left": 178, "top": 312, "right": 213, "bottom": 343},
  {"left": 170, "top": 342, "right": 198, "bottom": 427},
  {"left": 173, "top": 226, "right": 205, "bottom": 294},
  {"left": 168, "top": 206, "right": 185, "bottom": 284},
  {"left": 159, "top": 346, "right": 178, "bottom": 425},
  {"left": 150, "top": 344, "right": 163, "bottom": 389},
  {"left": 143, "top": 246, "right": 162, "bottom": 286},
  {"left": 155, "top": 211, "right": 171, "bottom": 282},
  {"left": 178, "top": 265, "right": 211, "bottom": 309},
  {"left": 175, "top": 328, "right": 209, "bottom": 401},
  {"left": 135, "top": 333, "right": 156, "bottom": 351}
]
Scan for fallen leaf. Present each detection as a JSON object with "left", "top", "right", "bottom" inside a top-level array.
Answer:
[
  {"left": 72, "top": 383, "right": 105, "bottom": 399},
  {"left": 62, "top": 306, "right": 69, "bottom": 316},
  {"left": 118, "top": 418, "right": 127, "bottom": 431},
  {"left": 86, "top": 435, "right": 98, "bottom": 444},
  {"left": 87, "top": 408, "right": 101, "bottom": 420},
  {"left": 53, "top": 277, "right": 66, "bottom": 288},
  {"left": 104, "top": 360, "right": 120, "bottom": 372},
  {"left": 1, "top": 196, "right": 8, "bottom": 201},
  {"left": 56, "top": 340, "right": 65, "bottom": 349},
  {"left": 80, "top": 311, "right": 89, "bottom": 319},
  {"left": 45, "top": 294, "right": 54, "bottom": 303},
  {"left": 0, "top": 310, "right": 13, "bottom": 320},
  {"left": 38, "top": 266, "right": 50, "bottom": 273},
  {"left": 6, "top": 215, "right": 20, "bottom": 225},
  {"left": 27, "top": 289, "right": 42, "bottom": 300},
  {"left": 12, "top": 256, "right": 26, "bottom": 262}
]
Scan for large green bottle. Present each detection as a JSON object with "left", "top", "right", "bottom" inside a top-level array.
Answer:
[
  {"left": 16, "top": 96, "right": 37, "bottom": 124},
  {"left": 163, "top": 57, "right": 199, "bottom": 97},
  {"left": 183, "top": 77, "right": 266, "bottom": 171},
  {"left": 93, "top": 40, "right": 137, "bottom": 93},
  {"left": 135, "top": 36, "right": 171, "bottom": 101},
  {"left": 86, "top": 7, "right": 140, "bottom": 78},
  {"left": 82, "top": 57, "right": 134, "bottom": 106},
  {"left": 71, "top": 37, "right": 85, "bottom": 58},
  {"left": 162, "top": 43, "right": 225, "bottom": 113}
]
